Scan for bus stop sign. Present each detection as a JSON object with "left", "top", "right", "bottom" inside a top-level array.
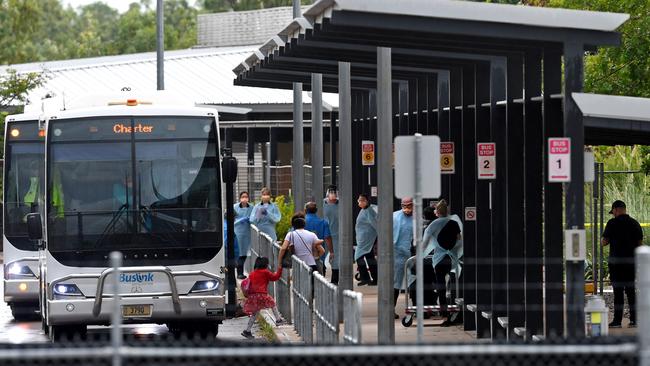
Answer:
[{"left": 394, "top": 135, "right": 441, "bottom": 198}]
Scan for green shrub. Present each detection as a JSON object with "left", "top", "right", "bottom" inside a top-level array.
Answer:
[{"left": 272, "top": 195, "right": 295, "bottom": 242}]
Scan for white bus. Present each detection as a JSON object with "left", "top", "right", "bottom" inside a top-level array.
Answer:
[
  {"left": 29, "top": 96, "right": 227, "bottom": 340},
  {"left": 3, "top": 113, "right": 44, "bottom": 319}
]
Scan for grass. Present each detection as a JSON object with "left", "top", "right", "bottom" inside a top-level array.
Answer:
[{"left": 256, "top": 313, "right": 279, "bottom": 343}]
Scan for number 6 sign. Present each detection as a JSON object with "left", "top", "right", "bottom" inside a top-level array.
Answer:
[{"left": 477, "top": 143, "right": 496, "bottom": 180}]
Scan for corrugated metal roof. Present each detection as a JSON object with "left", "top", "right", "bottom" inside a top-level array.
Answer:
[
  {"left": 1, "top": 46, "right": 309, "bottom": 107},
  {"left": 573, "top": 93, "right": 650, "bottom": 123},
  {"left": 197, "top": 7, "right": 307, "bottom": 48}
]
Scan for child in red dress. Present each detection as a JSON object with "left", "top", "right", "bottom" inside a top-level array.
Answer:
[{"left": 241, "top": 257, "right": 285, "bottom": 339}]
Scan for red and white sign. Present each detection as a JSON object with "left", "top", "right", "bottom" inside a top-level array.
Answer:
[
  {"left": 465, "top": 207, "right": 476, "bottom": 222},
  {"left": 477, "top": 143, "right": 496, "bottom": 180},
  {"left": 548, "top": 138, "right": 571, "bottom": 182},
  {"left": 440, "top": 142, "right": 455, "bottom": 174},
  {"left": 362, "top": 140, "right": 375, "bottom": 166}
]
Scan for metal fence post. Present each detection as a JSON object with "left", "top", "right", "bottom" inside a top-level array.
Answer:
[
  {"left": 637, "top": 246, "right": 650, "bottom": 366},
  {"left": 343, "top": 290, "right": 363, "bottom": 344},
  {"left": 110, "top": 251, "right": 122, "bottom": 366}
]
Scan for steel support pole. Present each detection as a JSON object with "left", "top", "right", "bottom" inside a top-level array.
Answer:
[
  {"left": 377, "top": 47, "right": 394, "bottom": 344},
  {"left": 311, "top": 73, "right": 324, "bottom": 213},
  {"left": 414, "top": 134, "right": 424, "bottom": 343},
  {"left": 637, "top": 246, "right": 650, "bottom": 366},
  {"left": 330, "top": 113, "right": 337, "bottom": 186},
  {"left": 563, "top": 41, "right": 585, "bottom": 338},
  {"left": 291, "top": 0, "right": 304, "bottom": 210},
  {"left": 338, "top": 62, "right": 354, "bottom": 324},
  {"left": 293, "top": 84, "right": 305, "bottom": 210},
  {"left": 156, "top": 0, "right": 164, "bottom": 90}
]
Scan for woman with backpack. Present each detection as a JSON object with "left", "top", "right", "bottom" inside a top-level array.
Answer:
[{"left": 240, "top": 257, "right": 285, "bottom": 339}]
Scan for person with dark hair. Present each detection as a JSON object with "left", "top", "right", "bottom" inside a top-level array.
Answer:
[
  {"left": 421, "top": 199, "right": 463, "bottom": 326},
  {"left": 305, "top": 201, "right": 333, "bottom": 276},
  {"left": 355, "top": 194, "right": 378, "bottom": 286},
  {"left": 234, "top": 191, "right": 254, "bottom": 279},
  {"left": 323, "top": 186, "right": 340, "bottom": 284},
  {"left": 602, "top": 200, "right": 643, "bottom": 328},
  {"left": 241, "top": 256, "right": 285, "bottom": 339},
  {"left": 278, "top": 213, "right": 325, "bottom": 273},
  {"left": 249, "top": 187, "right": 281, "bottom": 242}
]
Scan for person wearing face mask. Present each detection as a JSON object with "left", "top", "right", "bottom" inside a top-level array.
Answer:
[
  {"left": 393, "top": 197, "right": 414, "bottom": 318},
  {"left": 234, "top": 191, "right": 254, "bottom": 279},
  {"left": 249, "top": 187, "right": 282, "bottom": 242},
  {"left": 323, "top": 185, "right": 340, "bottom": 284}
]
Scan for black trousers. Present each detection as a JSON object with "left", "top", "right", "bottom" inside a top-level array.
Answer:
[
  {"left": 610, "top": 261, "right": 636, "bottom": 323},
  {"left": 357, "top": 252, "right": 378, "bottom": 282},
  {"left": 434, "top": 255, "right": 452, "bottom": 316},
  {"left": 408, "top": 257, "right": 437, "bottom": 306}
]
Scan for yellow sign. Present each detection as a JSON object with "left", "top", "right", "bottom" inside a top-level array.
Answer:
[
  {"left": 362, "top": 140, "right": 375, "bottom": 166},
  {"left": 440, "top": 142, "right": 455, "bottom": 174}
]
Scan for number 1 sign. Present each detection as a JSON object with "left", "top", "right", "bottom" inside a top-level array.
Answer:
[{"left": 548, "top": 137, "right": 571, "bottom": 183}]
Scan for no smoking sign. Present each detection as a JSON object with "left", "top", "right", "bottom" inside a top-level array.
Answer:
[{"left": 465, "top": 207, "right": 476, "bottom": 222}]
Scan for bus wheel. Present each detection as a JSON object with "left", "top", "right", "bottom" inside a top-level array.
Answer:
[
  {"left": 49, "top": 325, "right": 87, "bottom": 342},
  {"left": 10, "top": 303, "right": 39, "bottom": 321}
]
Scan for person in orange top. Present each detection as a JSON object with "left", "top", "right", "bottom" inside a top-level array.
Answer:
[{"left": 241, "top": 257, "right": 285, "bottom": 339}]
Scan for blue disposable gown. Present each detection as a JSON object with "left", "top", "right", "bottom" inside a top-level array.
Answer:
[
  {"left": 422, "top": 214, "right": 464, "bottom": 277},
  {"left": 249, "top": 202, "right": 281, "bottom": 242},
  {"left": 323, "top": 199, "right": 340, "bottom": 269},
  {"left": 354, "top": 204, "right": 378, "bottom": 261},
  {"left": 233, "top": 203, "right": 254, "bottom": 256},
  {"left": 393, "top": 210, "right": 414, "bottom": 290}
]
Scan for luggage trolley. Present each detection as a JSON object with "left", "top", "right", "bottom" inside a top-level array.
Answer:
[{"left": 401, "top": 255, "right": 460, "bottom": 327}]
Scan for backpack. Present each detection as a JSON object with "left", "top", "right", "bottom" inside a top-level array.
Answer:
[{"left": 241, "top": 278, "right": 251, "bottom": 297}]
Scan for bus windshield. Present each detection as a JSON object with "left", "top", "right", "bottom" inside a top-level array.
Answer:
[
  {"left": 4, "top": 122, "right": 45, "bottom": 251},
  {"left": 46, "top": 116, "right": 222, "bottom": 267}
]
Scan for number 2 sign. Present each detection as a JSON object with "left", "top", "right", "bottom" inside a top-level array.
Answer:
[
  {"left": 477, "top": 143, "right": 496, "bottom": 180},
  {"left": 548, "top": 137, "right": 571, "bottom": 182}
]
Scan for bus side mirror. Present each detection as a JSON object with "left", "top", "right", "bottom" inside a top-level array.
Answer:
[
  {"left": 26, "top": 213, "right": 43, "bottom": 241},
  {"left": 221, "top": 156, "right": 238, "bottom": 184}
]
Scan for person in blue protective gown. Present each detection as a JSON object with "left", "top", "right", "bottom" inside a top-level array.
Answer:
[
  {"left": 234, "top": 191, "right": 254, "bottom": 279},
  {"left": 421, "top": 199, "right": 463, "bottom": 326},
  {"left": 305, "top": 201, "right": 333, "bottom": 276},
  {"left": 393, "top": 197, "right": 414, "bottom": 318},
  {"left": 323, "top": 185, "right": 340, "bottom": 284},
  {"left": 355, "top": 194, "right": 378, "bottom": 286},
  {"left": 249, "top": 187, "right": 281, "bottom": 242}
]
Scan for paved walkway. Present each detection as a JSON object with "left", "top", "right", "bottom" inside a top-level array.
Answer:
[{"left": 268, "top": 281, "right": 477, "bottom": 344}]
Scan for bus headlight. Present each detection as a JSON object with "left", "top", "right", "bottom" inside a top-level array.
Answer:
[
  {"left": 6, "top": 263, "right": 36, "bottom": 279},
  {"left": 53, "top": 284, "right": 84, "bottom": 297},
  {"left": 189, "top": 280, "right": 220, "bottom": 294}
]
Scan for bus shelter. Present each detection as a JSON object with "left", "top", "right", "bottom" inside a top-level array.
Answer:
[{"left": 231, "top": 0, "right": 629, "bottom": 343}]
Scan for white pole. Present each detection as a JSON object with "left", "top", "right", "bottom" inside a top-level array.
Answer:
[{"left": 111, "top": 251, "right": 123, "bottom": 366}]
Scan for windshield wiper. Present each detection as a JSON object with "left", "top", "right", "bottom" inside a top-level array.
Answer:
[{"left": 94, "top": 203, "right": 129, "bottom": 248}]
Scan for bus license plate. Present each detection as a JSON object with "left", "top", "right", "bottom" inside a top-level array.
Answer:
[{"left": 122, "top": 305, "right": 152, "bottom": 317}]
